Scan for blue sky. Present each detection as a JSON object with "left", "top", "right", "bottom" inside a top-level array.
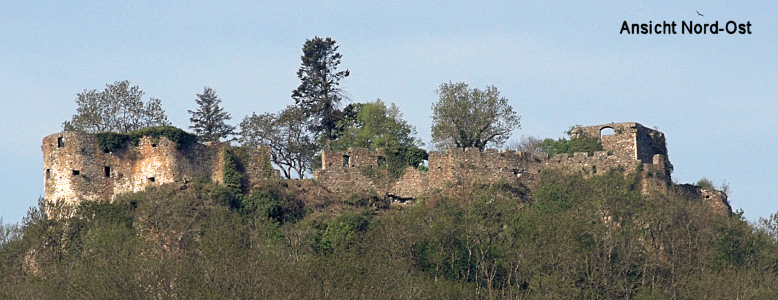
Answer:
[{"left": 1, "top": 1, "right": 776, "bottom": 224}]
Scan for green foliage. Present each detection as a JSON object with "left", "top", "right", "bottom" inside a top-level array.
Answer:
[
  {"left": 696, "top": 177, "right": 716, "bottom": 190},
  {"left": 221, "top": 147, "right": 247, "bottom": 199},
  {"left": 96, "top": 126, "right": 197, "bottom": 152},
  {"left": 431, "top": 82, "right": 520, "bottom": 150},
  {"left": 568, "top": 135, "right": 604, "bottom": 155},
  {"left": 63, "top": 80, "right": 169, "bottom": 133},
  {"left": 292, "top": 36, "right": 350, "bottom": 148},
  {"left": 242, "top": 184, "right": 304, "bottom": 224},
  {"left": 188, "top": 86, "right": 235, "bottom": 142},
  {"left": 315, "top": 210, "right": 372, "bottom": 254},
  {"left": 382, "top": 146, "right": 427, "bottom": 179},
  {"left": 538, "top": 135, "right": 603, "bottom": 157},
  {"left": 4, "top": 173, "right": 778, "bottom": 298},
  {"left": 332, "top": 99, "right": 422, "bottom": 151},
  {"left": 539, "top": 137, "right": 570, "bottom": 157},
  {"left": 333, "top": 99, "right": 427, "bottom": 180}
]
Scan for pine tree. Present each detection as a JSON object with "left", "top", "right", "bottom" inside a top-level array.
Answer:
[
  {"left": 291, "top": 36, "right": 350, "bottom": 150},
  {"left": 188, "top": 87, "right": 235, "bottom": 142}
]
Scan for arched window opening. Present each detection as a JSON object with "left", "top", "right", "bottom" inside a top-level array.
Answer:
[{"left": 600, "top": 127, "right": 615, "bottom": 138}]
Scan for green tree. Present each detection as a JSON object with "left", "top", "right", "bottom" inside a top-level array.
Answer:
[
  {"left": 63, "top": 80, "right": 170, "bottom": 133},
  {"left": 188, "top": 86, "right": 235, "bottom": 142},
  {"left": 332, "top": 100, "right": 427, "bottom": 173},
  {"left": 291, "top": 36, "right": 350, "bottom": 150},
  {"left": 239, "top": 106, "right": 316, "bottom": 179},
  {"left": 431, "top": 82, "right": 520, "bottom": 150},
  {"left": 332, "top": 100, "right": 421, "bottom": 150}
]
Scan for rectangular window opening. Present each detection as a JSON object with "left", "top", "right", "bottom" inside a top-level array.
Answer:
[
  {"left": 104, "top": 166, "right": 111, "bottom": 177},
  {"left": 57, "top": 137, "right": 65, "bottom": 148},
  {"left": 46, "top": 169, "right": 51, "bottom": 179},
  {"left": 72, "top": 170, "right": 80, "bottom": 176},
  {"left": 342, "top": 155, "right": 350, "bottom": 168},
  {"left": 148, "top": 177, "right": 155, "bottom": 182}
]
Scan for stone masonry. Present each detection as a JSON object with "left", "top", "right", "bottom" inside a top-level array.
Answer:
[
  {"left": 42, "top": 131, "right": 272, "bottom": 210},
  {"left": 42, "top": 122, "right": 729, "bottom": 216},
  {"left": 314, "top": 122, "right": 726, "bottom": 213}
]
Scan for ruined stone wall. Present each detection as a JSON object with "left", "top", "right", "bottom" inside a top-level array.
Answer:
[
  {"left": 42, "top": 132, "right": 272, "bottom": 207},
  {"left": 315, "top": 148, "right": 386, "bottom": 194},
  {"left": 572, "top": 122, "right": 668, "bottom": 164},
  {"left": 316, "top": 122, "right": 673, "bottom": 200}
]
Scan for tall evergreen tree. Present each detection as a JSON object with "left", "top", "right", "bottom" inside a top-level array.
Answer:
[
  {"left": 188, "top": 87, "right": 235, "bottom": 142},
  {"left": 291, "top": 36, "right": 350, "bottom": 150}
]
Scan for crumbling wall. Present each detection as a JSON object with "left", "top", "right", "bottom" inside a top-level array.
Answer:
[
  {"left": 316, "top": 122, "right": 673, "bottom": 200},
  {"left": 42, "top": 132, "right": 272, "bottom": 208},
  {"left": 315, "top": 148, "right": 385, "bottom": 194}
]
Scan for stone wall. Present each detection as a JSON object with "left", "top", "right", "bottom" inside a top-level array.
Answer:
[
  {"left": 315, "top": 148, "right": 386, "bottom": 194},
  {"left": 315, "top": 122, "right": 674, "bottom": 200},
  {"left": 42, "top": 131, "right": 272, "bottom": 208}
]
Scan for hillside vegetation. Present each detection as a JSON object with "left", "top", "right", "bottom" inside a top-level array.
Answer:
[{"left": 2, "top": 171, "right": 778, "bottom": 299}]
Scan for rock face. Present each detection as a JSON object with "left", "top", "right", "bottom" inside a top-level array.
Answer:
[
  {"left": 314, "top": 122, "right": 729, "bottom": 214},
  {"left": 42, "top": 131, "right": 272, "bottom": 212}
]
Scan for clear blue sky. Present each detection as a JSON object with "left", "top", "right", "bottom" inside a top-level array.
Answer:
[{"left": 1, "top": 1, "right": 776, "bottom": 224}]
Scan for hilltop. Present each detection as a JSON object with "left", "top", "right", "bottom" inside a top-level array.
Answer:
[{"left": 1, "top": 121, "right": 769, "bottom": 298}]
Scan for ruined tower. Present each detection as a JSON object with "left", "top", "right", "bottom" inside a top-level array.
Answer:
[{"left": 42, "top": 130, "right": 272, "bottom": 208}]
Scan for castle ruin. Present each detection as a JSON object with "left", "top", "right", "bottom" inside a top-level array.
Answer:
[
  {"left": 42, "top": 122, "right": 730, "bottom": 215},
  {"left": 42, "top": 131, "right": 272, "bottom": 208},
  {"left": 315, "top": 122, "right": 671, "bottom": 198}
]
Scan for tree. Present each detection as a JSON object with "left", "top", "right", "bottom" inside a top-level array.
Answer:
[
  {"left": 291, "top": 36, "right": 350, "bottom": 150},
  {"left": 188, "top": 87, "right": 235, "bottom": 142},
  {"left": 431, "top": 82, "right": 520, "bottom": 150},
  {"left": 239, "top": 106, "right": 316, "bottom": 179},
  {"left": 332, "top": 99, "right": 421, "bottom": 151},
  {"left": 333, "top": 100, "right": 428, "bottom": 173},
  {"left": 507, "top": 136, "right": 545, "bottom": 154},
  {"left": 63, "top": 80, "right": 170, "bottom": 133}
]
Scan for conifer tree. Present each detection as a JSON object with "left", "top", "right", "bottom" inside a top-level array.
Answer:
[
  {"left": 291, "top": 36, "right": 350, "bottom": 150},
  {"left": 188, "top": 87, "right": 235, "bottom": 142}
]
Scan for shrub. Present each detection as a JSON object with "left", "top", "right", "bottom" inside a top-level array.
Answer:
[
  {"left": 222, "top": 147, "right": 246, "bottom": 198},
  {"left": 96, "top": 126, "right": 197, "bottom": 152}
]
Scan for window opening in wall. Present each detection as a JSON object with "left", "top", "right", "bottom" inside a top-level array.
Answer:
[
  {"left": 148, "top": 177, "right": 155, "bottom": 182},
  {"left": 57, "top": 137, "right": 65, "bottom": 148},
  {"left": 151, "top": 143, "right": 157, "bottom": 147},
  {"left": 72, "top": 170, "right": 80, "bottom": 176},
  {"left": 104, "top": 166, "right": 111, "bottom": 177},
  {"left": 46, "top": 169, "right": 50, "bottom": 179},
  {"left": 342, "top": 155, "right": 350, "bottom": 168},
  {"left": 377, "top": 156, "right": 386, "bottom": 169},
  {"left": 600, "top": 127, "right": 615, "bottom": 138},
  {"left": 592, "top": 165, "right": 597, "bottom": 174}
]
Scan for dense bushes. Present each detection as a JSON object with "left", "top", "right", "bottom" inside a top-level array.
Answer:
[
  {"left": 539, "top": 135, "right": 604, "bottom": 157},
  {"left": 2, "top": 173, "right": 778, "bottom": 298},
  {"left": 96, "top": 126, "right": 197, "bottom": 152}
]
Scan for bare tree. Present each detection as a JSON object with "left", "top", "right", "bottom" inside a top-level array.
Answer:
[{"left": 239, "top": 106, "right": 316, "bottom": 179}]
